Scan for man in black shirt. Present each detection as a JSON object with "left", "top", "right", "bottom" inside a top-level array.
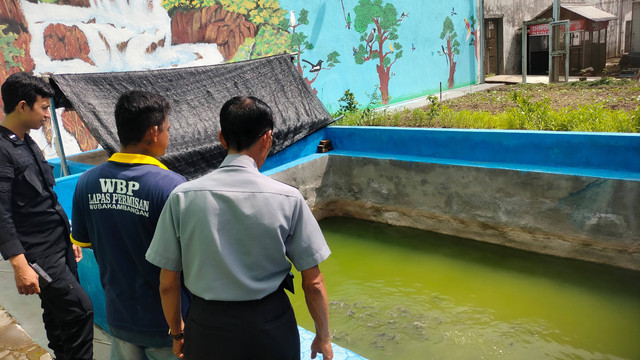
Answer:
[{"left": 0, "top": 72, "right": 93, "bottom": 360}]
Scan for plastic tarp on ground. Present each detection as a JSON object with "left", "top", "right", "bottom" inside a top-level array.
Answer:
[{"left": 50, "top": 54, "right": 333, "bottom": 179}]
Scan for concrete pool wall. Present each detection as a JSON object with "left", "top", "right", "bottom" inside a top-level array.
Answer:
[{"left": 265, "top": 127, "right": 640, "bottom": 271}]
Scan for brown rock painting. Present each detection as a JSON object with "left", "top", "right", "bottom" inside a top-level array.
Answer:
[
  {"left": 170, "top": 5, "right": 256, "bottom": 61},
  {"left": 146, "top": 36, "right": 166, "bottom": 54},
  {"left": 61, "top": 110, "right": 99, "bottom": 152},
  {"left": 117, "top": 39, "right": 131, "bottom": 52},
  {"left": 56, "top": 0, "right": 91, "bottom": 7},
  {"left": 43, "top": 23, "right": 95, "bottom": 65},
  {"left": 0, "top": 0, "right": 28, "bottom": 28}
]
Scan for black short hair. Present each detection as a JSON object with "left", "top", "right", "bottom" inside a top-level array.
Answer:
[
  {"left": 1, "top": 72, "right": 55, "bottom": 114},
  {"left": 114, "top": 90, "right": 171, "bottom": 147},
  {"left": 219, "top": 96, "right": 273, "bottom": 151}
]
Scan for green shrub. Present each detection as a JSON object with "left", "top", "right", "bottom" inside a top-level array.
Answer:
[
  {"left": 568, "top": 77, "right": 629, "bottom": 87},
  {"left": 336, "top": 90, "right": 359, "bottom": 116}
]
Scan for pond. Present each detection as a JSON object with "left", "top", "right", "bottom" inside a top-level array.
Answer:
[{"left": 288, "top": 217, "right": 640, "bottom": 360}]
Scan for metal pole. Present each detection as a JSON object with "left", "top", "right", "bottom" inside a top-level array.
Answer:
[
  {"left": 39, "top": 73, "right": 70, "bottom": 177},
  {"left": 523, "top": 21, "right": 527, "bottom": 84},
  {"left": 617, "top": 1, "right": 623, "bottom": 56},
  {"left": 553, "top": 0, "right": 560, "bottom": 21},
  {"left": 565, "top": 21, "right": 570, "bottom": 83},
  {"left": 549, "top": 24, "right": 554, "bottom": 83},
  {"left": 550, "top": 0, "right": 561, "bottom": 83},
  {"left": 49, "top": 98, "right": 70, "bottom": 177},
  {"left": 479, "top": 0, "right": 485, "bottom": 83}
]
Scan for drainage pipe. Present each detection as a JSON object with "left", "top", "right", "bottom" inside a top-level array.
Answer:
[{"left": 49, "top": 98, "right": 70, "bottom": 177}]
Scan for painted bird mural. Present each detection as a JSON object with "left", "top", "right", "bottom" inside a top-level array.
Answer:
[
  {"left": 346, "top": 12, "right": 352, "bottom": 29},
  {"left": 464, "top": 18, "right": 471, "bottom": 41},
  {"left": 302, "top": 59, "right": 323, "bottom": 72},
  {"left": 366, "top": 29, "right": 375, "bottom": 45},
  {"left": 290, "top": 10, "right": 296, "bottom": 27},
  {"left": 441, "top": 45, "right": 448, "bottom": 65},
  {"left": 389, "top": 43, "right": 394, "bottom": 52},
  {"left": 451, "top": 7, "right": 457, "bottom": 16}
]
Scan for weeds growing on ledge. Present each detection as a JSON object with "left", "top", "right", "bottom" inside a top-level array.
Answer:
[{"left": 332, "top": 80, "right": 640, "bottom": 133}]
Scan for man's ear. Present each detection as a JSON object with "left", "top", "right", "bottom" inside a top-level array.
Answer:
[
  {"left": 261, "top": 130, "right": 271, "bottom": 150},
  {"left": 218, "top": 131, "right": 228, "bottom": 149},
  {"left": 145, "top": 125, "right": 159, "bottom": 145},
  {"left": 17, "top": 100, "right": 27, "bottom": 112}
]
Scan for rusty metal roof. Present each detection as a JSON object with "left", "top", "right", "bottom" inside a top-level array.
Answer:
[
  {"left": 533, "top": 4, "right": 617, "bottom": 22},
  {"left": 562, "top": 5, "right": 616, "bottom": 21}
]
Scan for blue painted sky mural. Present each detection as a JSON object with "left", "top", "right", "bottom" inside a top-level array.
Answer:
[{"left": 278, "top": 0, "right": 478, "bottom": 112}]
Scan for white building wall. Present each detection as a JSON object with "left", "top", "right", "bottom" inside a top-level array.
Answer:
[{"left": 484, "top": 0, "right": 548, "bottom": 74}]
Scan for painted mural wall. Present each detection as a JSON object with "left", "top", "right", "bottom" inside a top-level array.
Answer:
[{"left": 1, "top": 0, "right": 478, "bottom": 158}]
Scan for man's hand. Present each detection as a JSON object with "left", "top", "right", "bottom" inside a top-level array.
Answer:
[
  {"left": 72, "top": 244, "right": 83, "bottom": 262},
  {"left": 302, "top": 266, "right": 332, "bottom": 359},
  {"left": 311, "top": 336, "right": 333, "bottom": 360},
  {"left": 9, "top": 254, "right": 40, "bottom": 295},
  {"left": 172, "top": 338, "right": 184, "bottom": 359},
  {"left": 160, "top": 269, "right": 185, "bottom": 358}
]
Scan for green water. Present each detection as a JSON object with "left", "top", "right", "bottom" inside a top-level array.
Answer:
[{"left": 288, "top": 217, "right": 640, "bottom": 360}]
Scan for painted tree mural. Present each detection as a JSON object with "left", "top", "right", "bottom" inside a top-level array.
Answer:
[
  {"left": 163, "top": 0, "right": 289, "bottom": 61},
  {"left": 465, "top": 15, "right": 479, "bottom": 61},
  {"left": 1, "top": 0, "right": 35, "bottom": 106},
  {"left": 438, "top": 16, "right": 459, "bottom": 89},
  {"left": 352, "top": 0, "right": 404, "bottom": 105},
  {"left": 289, "top": 9, "right": 340, "bottom": 94},
  {"left": 229, "top": 0, "right": 291, "bottom": 61},
  {"left": 1, "top": 25, "right": 24, "bottom": 71}
]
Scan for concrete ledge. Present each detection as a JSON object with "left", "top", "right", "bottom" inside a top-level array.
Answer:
[
  {"left": 272, "top": 155, "right": 640, "bottom": 271},
  {"left": 325, "top": 127, "right": 640, "bottom": 176}
]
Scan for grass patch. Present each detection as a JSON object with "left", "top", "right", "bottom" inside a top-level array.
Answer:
[{"left": 332, "top": 80, "right": 640, "bottom": 133}]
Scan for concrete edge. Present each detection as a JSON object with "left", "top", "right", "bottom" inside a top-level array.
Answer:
[{"left": 0, "top": 306, "right": 52, "bottom": 360}]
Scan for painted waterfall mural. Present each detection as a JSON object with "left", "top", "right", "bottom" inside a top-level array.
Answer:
[{"left": 1, "top": 0, "right": 478, "bottom": 157}]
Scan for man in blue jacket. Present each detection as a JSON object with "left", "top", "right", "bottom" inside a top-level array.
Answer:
[{"left": 72, "top": 90, "right": 190, "bottom": 359}]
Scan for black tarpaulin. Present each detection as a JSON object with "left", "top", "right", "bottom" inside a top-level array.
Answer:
[{"left": 50, "top": 54, "right": 333, "bottom": 179}]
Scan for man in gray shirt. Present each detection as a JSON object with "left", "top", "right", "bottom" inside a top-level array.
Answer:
[{"left": 146, "top": 96, "right": 333, "bottom": 360}]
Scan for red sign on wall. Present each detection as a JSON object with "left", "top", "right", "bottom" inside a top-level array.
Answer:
[{"left": 529, "top": 20, "right": 585, "bottom": 36}]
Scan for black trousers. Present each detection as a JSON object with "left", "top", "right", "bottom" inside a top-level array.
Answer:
[
  {"left": 184, "top": 289, "right": 300, "bottom": 360},
  {"left": 35, "top": 247, "right": 94, "bottom": 360}
]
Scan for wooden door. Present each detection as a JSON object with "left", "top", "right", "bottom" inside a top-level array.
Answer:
[{"left": 484, "top": 19, "right": 499, "bottom": 75}]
